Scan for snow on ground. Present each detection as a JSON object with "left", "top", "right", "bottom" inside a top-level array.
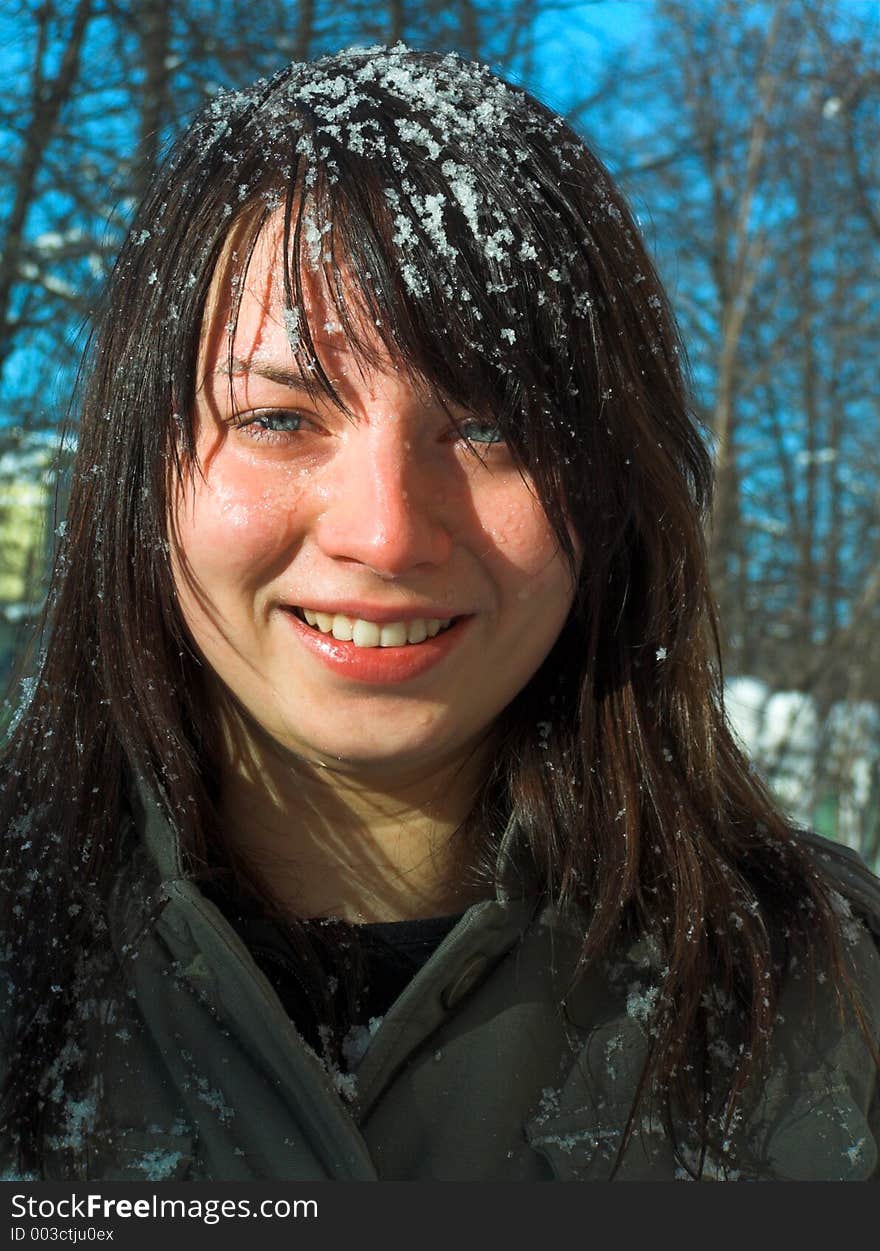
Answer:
[{"left": 725, "top": 677, "right": 879, "bottom": 863}]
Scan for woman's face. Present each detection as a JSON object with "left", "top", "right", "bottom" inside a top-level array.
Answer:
[{"left": 170, "top": 223, "right": 580, "bottom": 782}]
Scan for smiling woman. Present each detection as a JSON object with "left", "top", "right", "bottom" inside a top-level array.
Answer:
[{"left": 1, "top": 45, "right": 879, "bottom": 1182}]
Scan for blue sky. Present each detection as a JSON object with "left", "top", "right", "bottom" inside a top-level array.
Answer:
[{"left": 529, "top": 0, "right": 649, "bottom": 111}]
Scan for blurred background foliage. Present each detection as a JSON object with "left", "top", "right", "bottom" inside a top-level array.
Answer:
[{"left": 0, "top": 0, "right": 877, "bottom": 866}]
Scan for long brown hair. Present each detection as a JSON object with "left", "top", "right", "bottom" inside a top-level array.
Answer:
[{"left": 0, "top": 45, "right": 868, "bottom": 1176}]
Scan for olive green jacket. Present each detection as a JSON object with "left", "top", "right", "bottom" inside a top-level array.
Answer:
[{"left": 24, "top": 791, "right": 880, "bottom": 1181}]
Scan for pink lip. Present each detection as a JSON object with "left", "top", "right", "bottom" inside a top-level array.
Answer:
[{"left": 280, "top": 608, "right": 473, "bottom": 684}]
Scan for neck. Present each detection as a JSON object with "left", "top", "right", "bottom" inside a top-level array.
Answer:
[{"left": 217, "top": 709, "right": 495, "bottom": 923}]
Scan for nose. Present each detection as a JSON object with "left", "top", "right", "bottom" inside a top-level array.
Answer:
[{"left": 314, "top": 430, "right": 453, "bottom": 575}]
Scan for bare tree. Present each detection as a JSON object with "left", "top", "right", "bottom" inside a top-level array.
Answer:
[
  {"left": 0, "top": 0, "right": 94, "bottom": 379},
  {"left": 604, "top": 0, "right": 880, "bottom": 858}
]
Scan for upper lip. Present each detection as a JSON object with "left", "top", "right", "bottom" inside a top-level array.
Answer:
[{"left": 281, "top": 600, "right": 467, "bottom": 624}]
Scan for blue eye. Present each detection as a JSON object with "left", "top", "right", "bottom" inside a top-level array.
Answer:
[
  {"left": 232, "top": 410, "right": 309, "bottom": 444},
  {"left": 459, "top": 419, "right": 504, "bottom": 445},
  {"left": 244, "top": 411, "right": 304, "bottom": 433}
]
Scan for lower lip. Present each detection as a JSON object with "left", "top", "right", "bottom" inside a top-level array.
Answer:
[{"left": 280, "top": 610, "right": 474, "bottom": 684}]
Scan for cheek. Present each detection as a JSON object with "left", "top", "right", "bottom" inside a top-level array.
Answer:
[
  {"left": 478, "top": 488, "right": 568, "bottom": 584},
  {"left": 171, "top": 461, "right": 310, "bottom": 595},
  {"left": 471, "top": 483, "right": 579, "bottom": 657}
]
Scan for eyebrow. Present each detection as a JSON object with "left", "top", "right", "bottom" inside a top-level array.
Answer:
[
  {"left": 217, "top": 356, "right": 332, "bottom": 399},
  {"left": 217, "top": 354, "right": 465, "bottom": 417}
]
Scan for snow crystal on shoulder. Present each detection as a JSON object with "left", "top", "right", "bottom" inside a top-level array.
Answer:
[{"left": 341, "top": 1014, "right": 384, "bottom": 1070}]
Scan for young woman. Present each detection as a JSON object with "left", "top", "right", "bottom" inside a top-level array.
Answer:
[{"left": 2, "top": 45, "right": 878, "bottom": 1182}]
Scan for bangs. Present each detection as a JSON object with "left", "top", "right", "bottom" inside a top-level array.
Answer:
[{"left": 272, "top": 169, "right": 523, "bottom": 427}]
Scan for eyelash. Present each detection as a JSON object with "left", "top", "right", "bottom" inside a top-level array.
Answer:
[
  {"left": 456, "top": 419, "right": 504, "bottom": 446},
  {"left": 230, "top": 411, "right": 506, "bottom": 450},
  {"left": 232, "top": 410, "right": 309, "bottom": 444}
]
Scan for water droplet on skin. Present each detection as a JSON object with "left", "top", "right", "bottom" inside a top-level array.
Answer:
[{"left": 220, "top": 500, "right": 253, "bottom": 528}]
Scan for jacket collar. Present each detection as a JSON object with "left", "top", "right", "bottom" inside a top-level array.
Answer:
[{"left": 128, "top": 770, "right": 186, "bottom": 881}]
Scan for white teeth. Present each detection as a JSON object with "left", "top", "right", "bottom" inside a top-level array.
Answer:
[
  {"left": 352, "top": 619, "right": 380, "bottom": 648},
  {"left": 406, "top": 619, "right": 428, "bottom": 645},
  {"left": 296, "top": 608, "right": 454, "bottom": 647},
  {"left": 379, "top": 622, "right": 408, "bottom": 647},
  {"left": 330, "top": 615, "right": 354, "bottom": 642}
]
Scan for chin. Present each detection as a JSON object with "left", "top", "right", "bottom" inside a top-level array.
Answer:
[
  {"left": 264, "top": 709, "right": 481, "bottom": 775},
  {"left": 235, "top": 691, "right": 494, "bottom": 777},
  {"left": 287, "top": 732, "right": 450, "bottom": 772}
]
